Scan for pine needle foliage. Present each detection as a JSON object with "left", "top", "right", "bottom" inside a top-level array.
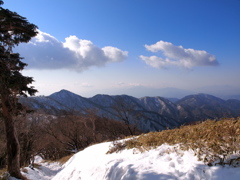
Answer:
[
  {"left": 108, "top": 117, "right": 240, "bottom": 167},
  {"left": 0, "top": 0, "right": 38, "bottom": 178}
]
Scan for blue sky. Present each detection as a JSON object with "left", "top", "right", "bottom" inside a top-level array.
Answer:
[{"left": 3, "top": 0, "right": 240, "bottom": 98}]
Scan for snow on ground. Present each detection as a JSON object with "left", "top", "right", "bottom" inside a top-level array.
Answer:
[
  {"left": 21, "top": 156, "right": 62, "bottom": 180},
  {"left": 22, "top": 141, "right": 240, "bottom": 180}
]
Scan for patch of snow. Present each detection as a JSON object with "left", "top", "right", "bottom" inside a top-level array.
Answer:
[
  {"left": 22, "top": 157, "right": 62, "bottom": 180},
  {"left": 154, "top": 98, "right": 160, "bottom": 107}
]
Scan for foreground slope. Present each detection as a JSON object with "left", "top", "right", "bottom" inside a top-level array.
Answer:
[
  {"left": 21, "top": 118, "right": 240, "bottom": 180},
  {"left": 22, "top": 142, "right": 239, "bottom": 180},
  {"left": 20, "top": 141, "right": 240, "bottom": 180}
]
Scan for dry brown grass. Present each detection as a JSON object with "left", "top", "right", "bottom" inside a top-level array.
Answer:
[
  {"left": 0, "top": 168, "right": 8, "bottom": 180},
  {"left": 108, "top": 117, "right": 240, "bottom": 167},
  {"left": 21, "top": 168, "right": 28, "bottom": 174},
  {"left": 32, "top": 163, "right": 41, "bottom": 169},
  {"left": 55, "top": 154, "right": 74, "bottom": 165}
]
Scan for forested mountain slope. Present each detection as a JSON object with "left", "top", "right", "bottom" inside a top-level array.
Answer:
[{"left": 20, "top": 90, "right": 240, "bottom": 132}]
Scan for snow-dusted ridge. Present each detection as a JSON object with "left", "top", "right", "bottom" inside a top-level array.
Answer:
[{"left": 19, "top": 89, "right": 240, "bottom": 132}]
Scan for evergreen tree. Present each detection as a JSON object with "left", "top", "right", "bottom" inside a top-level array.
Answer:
[{"left": 0, "top": 0, "right": 38, "bottom": 178}]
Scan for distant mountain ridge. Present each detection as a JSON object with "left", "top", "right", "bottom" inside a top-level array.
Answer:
[
  {"left": 19, "top": 89, "right": 240, "bottom": 132},
  {"left": 176, "top": 93, "right": 240, "bottom": 123}
]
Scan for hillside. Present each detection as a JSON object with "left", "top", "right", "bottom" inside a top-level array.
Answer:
[
  {"left": 19, "top": 90, "right": 240, "bottom": 132},
  {"left": 16, "top": 118, "right": 240, "bottom": 180}
]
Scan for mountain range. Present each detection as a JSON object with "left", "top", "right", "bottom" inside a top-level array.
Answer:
[{"left": 19, "top": 89, "right": 240, "bottom": 132}]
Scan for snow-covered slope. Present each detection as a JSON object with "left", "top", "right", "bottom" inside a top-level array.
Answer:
[
  {"left": 139, "top": 96, "right": 180, "bottom": 121},
  {"left": 22, "top": 141, "right": 240, "bottom": 180}
]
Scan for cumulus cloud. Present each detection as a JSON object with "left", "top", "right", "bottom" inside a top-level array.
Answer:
[
  {"left": 140, "top": 40, "right": 218, "bottom": 69},
  {"left": 15, "top": 30, "right": 128, "bottom": 71}
]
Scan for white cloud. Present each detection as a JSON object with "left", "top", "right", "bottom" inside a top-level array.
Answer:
[
  {"left": 140, "top": 40, "right": 218, "bottom": 69},
  {"left": 102, "top": 46, "right": 128, "bottom": 62},
  {"left": 16, "top": 30, "right": 128, "bottom": 72}
]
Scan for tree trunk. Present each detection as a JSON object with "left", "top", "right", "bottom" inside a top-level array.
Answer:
[{"left": 1, "top": 94, "right": 22, "bottom": 179}]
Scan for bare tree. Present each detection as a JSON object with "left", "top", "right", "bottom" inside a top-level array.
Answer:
[
  {"left": 43, "top": 113, "right": 93, "bottom": 154},
  {"left": 112, "top": 96, "right": 142, "bottom": 135},
  {"left": 16, "top": 113, "right": 43, "bottom": 166},
  {"left": 41, "top": 109, "right": 142, "bottom": 160}
]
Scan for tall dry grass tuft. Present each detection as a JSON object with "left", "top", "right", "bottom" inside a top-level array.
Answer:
[{"left": 108, "top": 117, "right": 240, "bottom": 167}]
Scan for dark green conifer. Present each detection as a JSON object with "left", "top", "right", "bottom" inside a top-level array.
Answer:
[{"left": 0, "top": 0, "right": 38, "bottom": 178}]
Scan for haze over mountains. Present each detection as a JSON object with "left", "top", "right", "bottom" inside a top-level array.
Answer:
[
  {"left": 80, "top": 86, "right": 240, "bottom": 101},
  {"left": 20, "top": 89, "right": 240, "bottom": 132}
]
